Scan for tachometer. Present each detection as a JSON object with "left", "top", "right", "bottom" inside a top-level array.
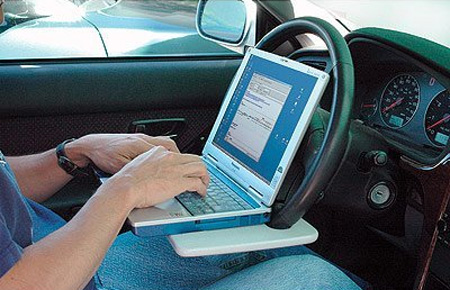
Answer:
[
  {"left": 425, "top": 90, "right": 450, "bottom": 147},
  {"left": 380, "top": 74, "right": 420, "bottom": 128}
]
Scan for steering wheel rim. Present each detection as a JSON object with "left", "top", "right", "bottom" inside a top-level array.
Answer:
[{"left": 255, "top": 17, "right": 355, "bottom": 229}]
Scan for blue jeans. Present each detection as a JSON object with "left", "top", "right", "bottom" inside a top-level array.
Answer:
[{"left": 96, "top": 232, "right": 361, "bottom": 290}]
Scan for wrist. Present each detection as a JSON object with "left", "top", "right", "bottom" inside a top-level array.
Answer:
[
  {"left": 64, "top": 137, "right": 91, "bottom": 168},
  {"left": 98, "top": 174, "right": 139, "bottom": 211}
]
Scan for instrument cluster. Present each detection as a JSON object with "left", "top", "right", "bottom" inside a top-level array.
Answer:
[{"left": 357, "top": 72, "right": 449, "bottom": 149}]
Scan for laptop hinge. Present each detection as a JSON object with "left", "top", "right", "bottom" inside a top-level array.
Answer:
[
  {"left": 204, "top": 154, "right": 219, "bottom": 166},
  {"left": 204, "top": 154, "right": 245, "bottom": 188},
  {"left": 204, "top": 154, "right": 263, "bottom": 204},
  {"left": 248, "top": 186, "right": 264, "bottom": 204}
]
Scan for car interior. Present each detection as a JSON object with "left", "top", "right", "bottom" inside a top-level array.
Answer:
[{"left": 0, "top": 0, "right": 449, "bottom": 289}]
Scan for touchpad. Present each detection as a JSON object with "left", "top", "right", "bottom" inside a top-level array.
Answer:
[{"left": 128, "top": 198, "right": 191, "bottom": 225}]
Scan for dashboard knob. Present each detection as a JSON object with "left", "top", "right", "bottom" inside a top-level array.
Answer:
[
  {"left": 367, "top": 150, "right": 388, "bottom": 166},
  {"left": 358, "top": 151, "right": 388, "bottom": 172}
]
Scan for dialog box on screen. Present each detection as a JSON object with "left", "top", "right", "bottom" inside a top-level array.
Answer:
[{"left": 225, "top": 73, "right": 292, "bottom": 161}]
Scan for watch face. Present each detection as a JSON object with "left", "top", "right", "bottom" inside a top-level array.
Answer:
[
  {"left": 56, "top": 139, "right": 90, "bottom": 177},
  {"left": 58, "top": 156, "right": 91, "bottom": 177},
  {"left": 59, "top": 156, "right": 76, "bottom": 173}
]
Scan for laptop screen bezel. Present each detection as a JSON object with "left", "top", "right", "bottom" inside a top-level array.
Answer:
[{"left": 202, "top": 47, "right": 330, "bottom": 207}]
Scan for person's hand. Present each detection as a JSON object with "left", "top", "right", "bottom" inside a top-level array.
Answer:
[
  {"left": 100, "top": 146, "right": 210, "bottom": 209},
  {"left": 65, "top": 134, "right": 179, "bottom": 174}
]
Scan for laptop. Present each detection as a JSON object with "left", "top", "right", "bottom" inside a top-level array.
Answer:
[{"left": 128, "top": 47, "right": 330, "bottom": 237}]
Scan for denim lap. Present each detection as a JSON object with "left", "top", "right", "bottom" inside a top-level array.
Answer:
[
  {"left": 203, "top": 255, "right": 362, "bottom": 290},
  {"left": 97, "top": 232, "right": 316, "bottom": 290}
]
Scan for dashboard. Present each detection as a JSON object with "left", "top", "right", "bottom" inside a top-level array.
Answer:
[
  {"left": 347, "top": 38, "right": 450, "bottom": 165},
  {"left": 356, "top": 71, "right": 448, "bottom": 149},
  {"left": 293, "top": 35, "right": 450, "bottom": 166},
  {"left": 292, "top": 28, "right": 450, "bottom": 289},
  {"left": 344, "top": 33, "right": 450, "bottom": 290}
]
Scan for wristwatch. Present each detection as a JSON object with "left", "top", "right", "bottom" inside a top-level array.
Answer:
[{"left": 56, "top": 138, "right": 91, "bottom": 178}]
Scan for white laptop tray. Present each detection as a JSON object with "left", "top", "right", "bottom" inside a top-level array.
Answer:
[{"left": 168, "top": 219, "right": 318, "bottom": 257}]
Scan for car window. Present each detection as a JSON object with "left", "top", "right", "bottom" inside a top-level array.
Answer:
[{"left": 0, "top": 0, "right": 236, "bottom": 60}]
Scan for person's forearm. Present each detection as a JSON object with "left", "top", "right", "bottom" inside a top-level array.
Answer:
[
  {"left": 7, "top": 151, "right": 73, "bottom": 202},
  {"left": 7, "top": 141, "right": 90, "bottom": 202},
  {"left": 0, "top": 180, "right": 135, "bottom": 290}
]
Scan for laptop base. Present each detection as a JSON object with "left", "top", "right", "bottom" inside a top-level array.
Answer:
[
  {"left": 168, "top": 218, "right": 318, "bottom": 257},
  {"left": 130, "top": 212, "right": 270, "bottom": 237}
]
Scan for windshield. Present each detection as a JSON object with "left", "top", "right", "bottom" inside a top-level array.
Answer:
[{"left": 308, "top": 0, "right": 450, "bottom": 48}]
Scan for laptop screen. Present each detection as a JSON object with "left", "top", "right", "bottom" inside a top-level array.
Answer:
[{"left": 212, "top": 54, "right": 319, "bottom": 184}]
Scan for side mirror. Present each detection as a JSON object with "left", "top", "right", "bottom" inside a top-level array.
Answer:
[{"left": 196, "top": 0, "right": 256, "bottom": 53}]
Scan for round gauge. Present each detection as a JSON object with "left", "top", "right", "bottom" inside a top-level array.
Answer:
[
  {"left": 380, "top": 74, "right": 420, "bottom": 128},
  {"left": 360, "top": 98, "right": 378, "bottom": 119},
  {"left": 425, "top": 90, "right": 450, "bottom": 147}
]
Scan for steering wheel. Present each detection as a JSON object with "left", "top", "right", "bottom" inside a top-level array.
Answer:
[{"left": 255, "top": 17, "right": 355, "bottom": 229}]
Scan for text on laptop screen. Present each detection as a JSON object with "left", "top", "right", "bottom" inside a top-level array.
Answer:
[{"left": 213, "top": 55, "right": 318, "bottom": 184}]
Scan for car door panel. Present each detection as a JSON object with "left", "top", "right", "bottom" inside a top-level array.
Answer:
[
  {"left": 0, "top": 58, "right": 241, "bottom": 155},
  {"left": 0, "top": 58, "right": 241, "bottom": 118},
  {"left": 0, "top": 106, "right": 220, "bottom": 156},
  {"left": 0, "top": 57, "right": 241, "bottom": 217}
]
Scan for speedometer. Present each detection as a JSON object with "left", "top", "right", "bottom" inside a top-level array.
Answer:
[
  {"left": 425, "top": 90, "right": 450, "bottom": 147},
  {"left": 380, "top": 74, "right": 420, "bottom": 128}
]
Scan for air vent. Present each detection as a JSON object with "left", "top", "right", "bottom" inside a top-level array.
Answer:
[{"left": 302, "top": 61, "right": 327, "bottom": 71}]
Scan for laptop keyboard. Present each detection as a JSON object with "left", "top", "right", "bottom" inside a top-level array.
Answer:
[{"left": 177, "top": 175, "right": 253, "bottom": 216}]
